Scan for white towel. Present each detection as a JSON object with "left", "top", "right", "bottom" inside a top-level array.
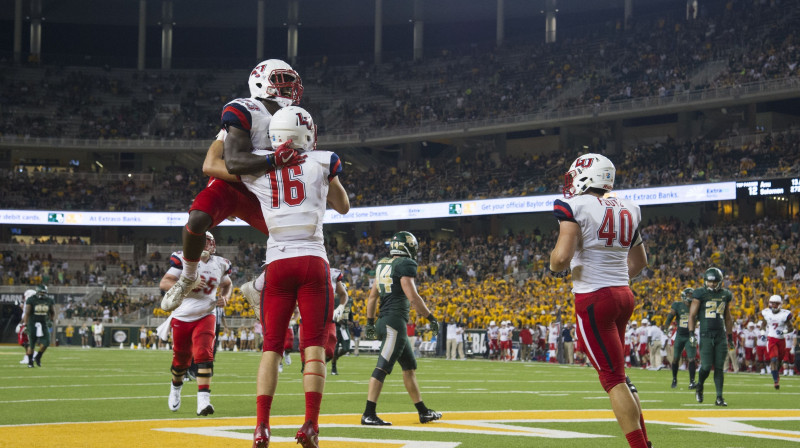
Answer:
[{"left": 156, "top": 315, "right": 174, "bottom": 341}]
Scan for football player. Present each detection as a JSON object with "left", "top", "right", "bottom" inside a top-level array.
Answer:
[
  {"left": 23, "top": 285, "right": 54, "bottom": 368},
  {"left": 330, "top": 266, "right": 353, "bottom": 375},
  {"left": 741, "top": 321, "right": 757, "bottom": 372},
  {"left": 665, "top": 288, "right": 697, "bottom": 389},
  {"left": 761, "top": 295, "right": 794, "bottom": 389},
  {"left": 361, "top": 231, "right": 442, "bottom": 427},
  {"left": 247, "top": 106, "right": 349, "bottom": 448},
  {"left": 159, "top": 232, "right": 232, "bottom": 417},
  {"left": 161, "top": 59, "right": 306, "bottom": 313},
  {"left": 16, "top": 290, "right": 35, "bottom": 364},
  {"left": 688, "top": 267, "right": 734, "bottom": 406},
  {"left": 550, "top": 153, "right": 651, "bottom": 448}
]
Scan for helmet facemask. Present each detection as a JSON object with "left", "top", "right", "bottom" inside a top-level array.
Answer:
[
  {"left": 248, "top": 59, "right": 303, "bottom": 108},
  {"left": 562, "top": 154, "right": 615, "bottom": 198},
  {"left": 201, "top": 232, "right": 216, "bottom": 258},
  {"left": 769, "top": 296, "right": 782, "bottom": 314}
]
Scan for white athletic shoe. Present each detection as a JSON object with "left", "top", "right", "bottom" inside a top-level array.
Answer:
[
  {"left": 161, "top": 275, "right": 201, "bottom": 311},
  {"left": 20, "top": 355, "right": 29, "bottom": 364},
  {"left": 284, "top": 352, "right": 292, "bottom": 366},
  {"left": 278, "top": 363, "right": 283, "bottom": 373},
  {"left": 760, "top": 368, "right": 766, "bottom": 375},
  {"left": 197, "top": 391, "right": 214, "bottom": 416},
  {"left": 241, "top": 280, "right": 261, "bottom": 318},
  {"left": 168, "top": 384, "right": 182, "bottom": 412}
]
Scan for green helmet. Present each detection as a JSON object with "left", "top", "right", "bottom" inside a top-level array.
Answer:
[
  {"left": 703, "top": 268, "right": 723, "bottom": 291},
  {"left": 680, "top": 287, "right": 694, "bottom": 304},
  {"left": 35, "top": 284, "right": 48, "bottom": 295},
  {"left": 389, "top": 231, "right": 419, "bottom": 259}
]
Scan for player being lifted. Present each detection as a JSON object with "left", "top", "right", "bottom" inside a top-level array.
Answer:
[
  {"left": 161, "top": 59, "right": 305, "bottom": 313},
  {"left": 549, "top": 153, "right": 651, "bottom": 448},
  {"left": 665, "top": 288, "right": 698, "bottom": 389},
  {"left": 159, "top": 232, "right": 232, "bottom": 416},
  {"left": 361, "top": 231, "right": 442, "bottom": 427},
  {"left": 688, "top": 267, "right": 733, "bottom": 406},
  {"left": 761, "top": 295, "right": 794, "bottom": 389}
]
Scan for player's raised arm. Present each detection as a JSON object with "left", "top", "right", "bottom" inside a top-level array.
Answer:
[{"left": 202, "top": 130, "right": 238, "bottom": 182}]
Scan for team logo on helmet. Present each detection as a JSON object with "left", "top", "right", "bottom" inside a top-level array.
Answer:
[
  {"left": 703, "top": 267, "right": 723, "bottom": 291},
  {"left": 389, "top": 231, "right": 419, "bottom": 259}
]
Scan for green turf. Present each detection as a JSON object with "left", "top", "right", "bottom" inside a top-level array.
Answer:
[{"left": 2, "top": 346, "right": 799, "bottom": 447}]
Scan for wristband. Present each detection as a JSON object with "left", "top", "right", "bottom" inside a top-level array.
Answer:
[
  {"left": 215, "top": 129, "right": 227, "bottom": 141},
  {"left": 265, "top": 153, "right": 276, "bottom": 169},
  {"left": 367, "top": 318, "right": 375, "bottom": 325}
]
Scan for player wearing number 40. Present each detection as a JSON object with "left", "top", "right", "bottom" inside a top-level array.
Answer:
[{"left": 549, "top": 153, "right": 652, "bottom": 448}]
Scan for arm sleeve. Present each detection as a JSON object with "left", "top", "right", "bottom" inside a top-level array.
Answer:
[
  {"left": 221, "top": 101, "right": 253, "bottom": 131},
  {"left": 553, "top": 199, "right": 576, "bottom": 223},
  {"left": 329, "top": 152, "right": 343, "bottom": 182}
]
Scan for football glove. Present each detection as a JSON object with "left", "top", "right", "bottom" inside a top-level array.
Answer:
[
  {"left": 548, "top": 266, "right": 570, "bottom": 278},
  {"left": 428, "top": 314, "right": 439, "bottom": 334},
  {"left": 266, "top": 139, "right": 307, "bottom": 171},
  {"left": 332, "top": 304, "right": 345, "bottom": 323},
  {"left": 365, "top": 318, "right": 376, "bottom": 340},
  {"left": 688, "top": 335, "right": 697, "bottom": 348}
]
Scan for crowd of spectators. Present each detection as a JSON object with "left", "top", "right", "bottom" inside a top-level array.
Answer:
[{"left": 1, "top": 0, "right": 798, "bottom": 140}]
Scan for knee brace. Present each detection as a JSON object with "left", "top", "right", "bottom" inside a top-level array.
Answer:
[
  {"left": 626, "top": 375, "right": 638, "bottom": 395},
  {"left": 371, "top": 367, "right": 388, "bottom": 383},
  {"left": 170, "top": 366, "right": 188, "bottom": 377},
  {"left": 195, "top": 361, "right": 213, "bottom": 378}
]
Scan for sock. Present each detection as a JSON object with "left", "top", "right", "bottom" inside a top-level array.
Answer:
[
  {"left": 256, "top": 395, "right": 273, "bottom": 429},
  {"left": 671, "top": 361, "right": 679, "bottom": 380},
  {"left": 172, "top": 379, "right": 183, "bottom": 388},
  {"left": 414, "top": 401, "right": 428, "bottom": 414},
  {"left": 198, "top": 384, "right": 209, "bottom": 393},
  {"left": 698, "top": 367, "right": 710, "bottom": 387},
  {"left": 772, "top": 369, "right": 779, "bottom": 383},
  {"left": 182, "top": 259, "right": 199, "bottom": 280},
  {"left": 255, "top": 271, "right": 265, "bottom": 291},
  {"left": 364, "top": 400, "right": 377, "bottom": 416},
  {"left": 28, "top": 354, "right": 34, "bottom": 366},
  {"left": 689, "top": 361, "right": 696, "bottom": 382},
  {"left": 713, "top": 368, "right": 724, "bottom": 397},
  {"left": 304, "top": 391, "right": 322, "bottom": 431},
  {"left": 624, "top": 429, "right": 648, "bottom": 448}
]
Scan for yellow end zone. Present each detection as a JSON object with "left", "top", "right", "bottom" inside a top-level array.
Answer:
[{"left": 5, "top": 409, "right": 800, "bottom": 447}]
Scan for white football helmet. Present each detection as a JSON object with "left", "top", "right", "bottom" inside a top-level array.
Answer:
[
  {"left": 768, "top": 295, "right": 782, "bottom": 313},
  {"left": 23, "top": 289, "right": 36, "bottom": 300},
  {"left": 489, "top": 320, "right": 496, "bottom": 327},
  {"left": 201, "top": 231, "right": 216, "bottom": 258},
  {"left": 248, "top": 59, "right": 303, "bottom": 108},
  {"left": 563, "top": 153, "right": 615, "bottom": 198},
  {"left": 269, "top": 106, "right": 317, "bottom": 151}
]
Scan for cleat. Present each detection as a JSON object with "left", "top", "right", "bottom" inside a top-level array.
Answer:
[
  {"left": 695, "top": 383, "right": 704, "bottom": 403},
  {"left": 168, "top": 384, "right": 182, "bottom": 411},
  {"left": 361, "top": 414, "right": 392, "bottom": 426},
  {"left": 27, "top": 364, "right": 34, "bottom": 368},
  {"left": 715, "top": 397, "right": 727, "bottom": 406},
  {"left": 284, "top": 352, "right": 292, "bottom": 366},
  {"left": 774, "top": 382, "right": 780, "bottom": 390},
  {"left": 241, "top": 280, "right": 261, "bottom": 318},
  {"left": 34, "top": 356, "right": 41, "bottom": 367},
  {"left": 161, "top": 275, "right": 201, "bottom": 311},
  {"left": 331, "top": 366, "right": 338, "bottom": 376},
  {"left": 278, "top": 363, "right": 283, "bottom": 373},
  {"left": 197, "top": 392, "right": 214, "bottom": 416},
  {"left": 688, "top": 381, "right": 697, "bottom": 390},
  {"left": 671, "top": 378, "right": 677, "bottom": 389},
  {"left": 419, "top": 409, "right": 442, "bottom": 424},
  {"left": 253, "top": 423, "right": 270, "bottom": 448},
  {"left": 295, "top": 420, "right": 319, "bottom": 448}
]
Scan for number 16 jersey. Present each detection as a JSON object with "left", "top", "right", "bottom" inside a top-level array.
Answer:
[{"left": 553, "top": 195, "right": 642, "bottom": 293}]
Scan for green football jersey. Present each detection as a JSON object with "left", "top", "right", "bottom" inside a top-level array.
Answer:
[
  {"left": 375, "top": 256, "right": 417, "bottom": 320},
  {"left": 692, "top": 286, "right": 732, "bottom": 333},
  {"left": 26, "top": 294, "right": 54, "bottom": 326},
  {"left": 670, "top": 301, "right": 692, "bottom": 336}
]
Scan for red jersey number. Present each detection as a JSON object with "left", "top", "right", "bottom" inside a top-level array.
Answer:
[
  {"left": 598, "top": 207, "right": 634, "bottom": 247},
  {"left": 268, "top": 166, "right": 306, "bottom": 208}
]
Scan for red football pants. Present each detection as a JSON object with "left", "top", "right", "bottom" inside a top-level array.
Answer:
[{"left": 171, "top": 314, "right": 216, "bottom": 369}]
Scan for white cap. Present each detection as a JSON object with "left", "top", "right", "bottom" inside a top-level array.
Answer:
[
  {"left": 642, "top": 318, "right": 649, "bottom": 325},
  {"left": 631, "top": 321, "right": 638, "bottom": 326},
  {"left": 489, "top": 321, "right": 496, "bottom": 326}
]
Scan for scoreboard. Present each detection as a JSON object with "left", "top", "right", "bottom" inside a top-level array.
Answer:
[{"left": 736, "top": 178, "right": 800, "bottom": 197}]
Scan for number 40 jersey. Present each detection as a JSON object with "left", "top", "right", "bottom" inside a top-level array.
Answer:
[{"left": 554, "top": 195, "right": 642, "bottom": 293}]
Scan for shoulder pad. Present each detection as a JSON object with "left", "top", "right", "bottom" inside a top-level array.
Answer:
[
  {"left": 169, "top": 252, "right": 183, "bottom": 270},
  {"left": 553, "top": 199, "right": 576, "bottom": 222}
]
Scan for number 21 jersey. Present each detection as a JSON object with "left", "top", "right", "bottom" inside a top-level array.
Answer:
[{"left": 553, "top": 195, "right": 642, "bottom": 293}]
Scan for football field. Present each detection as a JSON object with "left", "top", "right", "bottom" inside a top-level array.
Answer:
[{"left": 2, "top": 346, "right": 799, "bottom": 447}]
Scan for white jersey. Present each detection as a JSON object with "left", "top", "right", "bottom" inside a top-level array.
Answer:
[
  {"left": 636, "top": 326, "right": 648, "bottom": 345},
  {"left": 537, "top": 325, "right": 547, "bottom": 340},
  {"left": 221, "top": 98, "right": 273, "bottom": 152},
  {"left": 742, "top": 329, "right": 757, "bottom": 348},
  {"left": 498, "top": 326, "right": 511, "bottom": 342},
  {"left": 241, "top": 150, "right": 342, "bottom": 264},
  {"left": 624, "top": 328, "right": 634, "bottom": 346},
  {"left": 330, "top": 268, "right": 343, "bottom": 289},
  {"left": 548, "top": 323, "right": 561, "bottom": 343},
  {"left": 554, "top": 195, "right": 642, "bottom": 293},
  {"left": 648, "top": 325, "right": 664, "bottom": 344},
  {"left": 487, "top": 326, "right": 499, "bottom": 340},
  {"left": 167, "top": 252, "right": 231, "bottom": 322},
  {"left": 762, "top": 309, "right": 792, "bottom": 339}
]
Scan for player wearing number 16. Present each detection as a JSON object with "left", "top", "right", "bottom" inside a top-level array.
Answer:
[
  {"left": 688, "top": 267, "right": 733, "bottom": 406},
  {"left": 241, "top": 105, "right": 350, "bottom": 448},
  {"left": 549, "top": 154, "right": 652, "bottom": 448}
]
